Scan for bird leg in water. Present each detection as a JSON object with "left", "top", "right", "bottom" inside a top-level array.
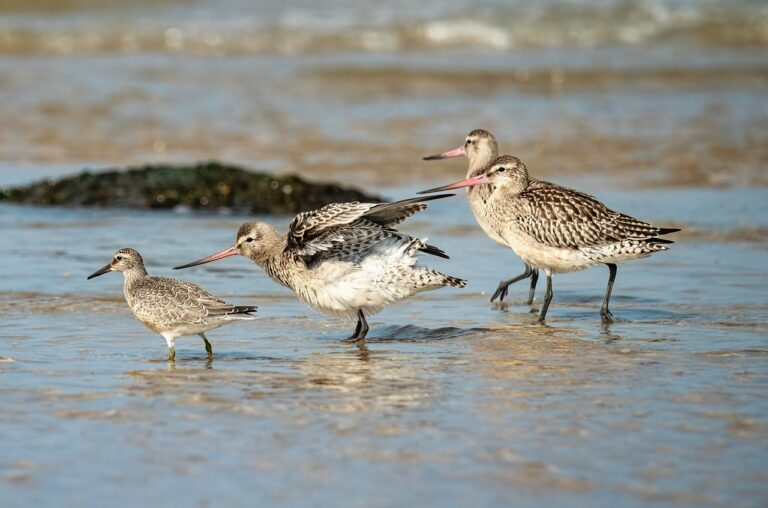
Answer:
[
  {"left": 168, "top": 346, "right": 176, "bottom": 362},
  {"left": 538, "top": 275, "right": 554, "bottom": 322},
  {"left": 527, "top": 269, "right": 539, "bottom": 305},
  {"left": 490, "top": 264, "right": 539, "bottom": 304},
  {"left": 343, "top": 309, "right": 369, "bottom": 342},
  {"left": 601, "top": 264, "right": 617, "bottom": 324},
  {"left": 199, "top": 333, "right": 213, "bottom": 359}
]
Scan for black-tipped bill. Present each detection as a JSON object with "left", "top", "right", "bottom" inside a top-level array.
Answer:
[
  {"left": 422, "top": 145, "right": 465, "bottom": 161},
  {"left": 87, "top": 263, "right": 113, "bottom": 280},
  {"left": 174, "top": 246, "right": 239, "bottom": 270},
  {"left": 417, "top": 173, "right": 489, "bottom": 195}
]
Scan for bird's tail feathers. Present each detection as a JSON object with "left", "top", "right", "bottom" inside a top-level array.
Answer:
[
  {"left": 225, "top": 305, "right": 258, "bottom": 320},
  {"left": 443, "top": 275, "right": 467, "bottom": 288}
]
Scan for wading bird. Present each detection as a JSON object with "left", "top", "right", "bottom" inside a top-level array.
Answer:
[
  {"left": 88, "top": 248, "right": 256, "bottom": 360},
  {"left": 419, "top": 156, "right": 679, "bottom": 323},
  {"left": 174, "top": 196, "right": 466, "bottom": 341},
  {"left": 424, "top": 129, "right": 540, "bottom": 305}
]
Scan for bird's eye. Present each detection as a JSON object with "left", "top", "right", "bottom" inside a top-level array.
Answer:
[
  {"left": 497, "top": 167, "right": 506, "bottom": 173},
  {"left": 115, "top": 255, "right": 123, "bottom": 261},
  {"left": 245, "top": 237, "right": 254, "bottom": 243}
]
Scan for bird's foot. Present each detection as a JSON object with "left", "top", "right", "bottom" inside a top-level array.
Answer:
[
  {"left": 490, "top": 283, "right": 510, "bottom": 303},
  {"left": 600, "top": 309, "right": 614, "bottom": 324}
]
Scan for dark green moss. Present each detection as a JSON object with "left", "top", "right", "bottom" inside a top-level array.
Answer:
[{"left": 0, "top": 162, "right": 381, "bottom": 214}]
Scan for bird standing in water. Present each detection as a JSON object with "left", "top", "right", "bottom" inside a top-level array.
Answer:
[
  {"left": 174, "top": 195, "right": 466, "bottom": 341},
  {"left": 420, "top": 156, "right": 679, "bottom": 323},
  {"left": 424, "top": 129, "right": 540, "bottom": 305},
  {"left": 88, "top": 248, "right": 257, "bottom": 360}
]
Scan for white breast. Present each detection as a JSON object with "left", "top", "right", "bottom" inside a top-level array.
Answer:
[
  {"left": 467, "top": 190, "right": 506, "bottom": 245},
  {"left": 290, "top": 237, "right": 427, "bottom": 318}
]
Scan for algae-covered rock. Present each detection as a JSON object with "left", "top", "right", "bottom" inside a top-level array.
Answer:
[{"left": 0, "top": 162, "right": 381, "bottom": 213}]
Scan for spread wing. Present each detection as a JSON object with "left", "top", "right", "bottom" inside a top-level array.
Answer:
[
  {"left": 515, "top": 182, "right": 669, "bottom": 248},
  {"left": 286, "top": 194, "right": 453, "bottom": 262},
  {"left": 131, "top": 277, "right": 256, "bottom": 327}
]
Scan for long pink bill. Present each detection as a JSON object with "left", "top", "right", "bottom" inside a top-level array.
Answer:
[
  {"left": 417, "top": 174, "right": 489, "bottom": 195},
  {"left": 422, "top": 145, "right": 465, "bottom": 161},
  {"left": 173, "top": 246, "right": 238, "bottom": 270}
]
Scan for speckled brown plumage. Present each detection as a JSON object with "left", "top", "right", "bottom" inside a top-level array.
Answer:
[
  {"left": 483, "top": 156, "right": 676, "bottom": 253},
  {"left": 421, "top": 153, "right": 679, "bottom": 322},
  {"left": 88, "top": 248, "right": 256, "bottom": 360},
  {"left": 177, "top": 195, "right": 466, "bottom": 341},
  {"left": 423, "top": 129, "right": 541, "bottom": 304},
  {"left": 286, "top": 195, "right": 451, "bottom": 263}
]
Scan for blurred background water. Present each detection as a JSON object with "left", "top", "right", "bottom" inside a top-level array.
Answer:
[{"left": 0, "top": 0, "right": 767, "bottom": 507}]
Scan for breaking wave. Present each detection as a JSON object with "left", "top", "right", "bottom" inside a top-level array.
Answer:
[{"left": 0, "top": 0, "right": 766, "bottom": 55}]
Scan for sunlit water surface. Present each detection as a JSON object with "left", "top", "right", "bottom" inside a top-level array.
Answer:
[
  {"left": 1, "top": 0, "right": 767, "bottom": 504},
  {"left": 1, "top": 182, "right": 766, "bottom": 507}
]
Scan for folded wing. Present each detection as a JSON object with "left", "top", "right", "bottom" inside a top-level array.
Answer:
[
  {"left": 133, "top": 277, "right": 256, "bottom": 326},
  {"left": 517, "top": 182, "right": 677, "bottom": 248}
]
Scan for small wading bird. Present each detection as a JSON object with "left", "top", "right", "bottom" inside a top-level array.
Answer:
[
  {"left": 419, "top": 155, "right": 679, "bottom": 323},
  {"left": 174, "top": 195, "right": 466, "bottom": 341},
  {"left": 424, "top": 129, "right": 540, "bottom": 305},
  {"left": 88, "top": 248, "right": 257, "bottom": 360}
]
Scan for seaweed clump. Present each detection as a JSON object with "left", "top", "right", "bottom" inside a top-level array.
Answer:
[{"left": 0, "top": 162, "right": 380, "bottom": 214}]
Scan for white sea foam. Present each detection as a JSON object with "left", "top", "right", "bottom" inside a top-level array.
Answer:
[{"left": 0, "top": 0, "right": 765, "bottom": 55}]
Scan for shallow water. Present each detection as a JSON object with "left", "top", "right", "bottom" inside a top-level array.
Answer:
[
  {"left": 1, "top": 182, "right": 767, "bottom": 507},
  {"left": 1, "top": 0, "right": 768, "bottom": 505}
]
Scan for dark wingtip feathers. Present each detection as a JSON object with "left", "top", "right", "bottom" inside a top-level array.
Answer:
[
  {"left": 417, "top": 193, "right": 456, "bottom": 203},
  {"left": 383, "top": 193, "right": 455, "bottom": 206},
  {"left": 421, "top": 244, "right": 450, "bottom": 259},
  {"left": 658, "top": 227, "right": 681, "bottom": 236}
]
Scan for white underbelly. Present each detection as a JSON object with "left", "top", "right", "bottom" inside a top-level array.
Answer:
[
  {"left": 290, "top": 241, "right": 430, "bottom": 318},
  {"left": 501, "top": 231, "right": 598, "bottom": 275}
]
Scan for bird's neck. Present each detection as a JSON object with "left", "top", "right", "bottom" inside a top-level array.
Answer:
[
  {"left": 247, "top": 231, "right": 294, "bottom": 288},
  {"left": 122, "top": 266, "right": 148, "bottom": 289},
  {"left": 467, "top": 150, "right": 498, "bottom": 178},
  {"left": 494, "top": 179, "right": 529, "bottom": 202}
]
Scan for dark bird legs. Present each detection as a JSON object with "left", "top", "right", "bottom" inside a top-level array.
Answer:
[
  {"left": 538, "top": 274, "right": 554, "bottom": 322},
  {"left": 490, "top": 264, "right": 539, "bottom": 304},
  {"left": 537, "top": 264, "right": 617, "bottom": 323},
  {"left": 199, "top": 333, "right": 213, "bottom": 359},
  {"left": 344, "top": 309, "right": 370, "bottom": 342},
  {"left": 600, "top": 263, "right": 617, "bottom": 324}
]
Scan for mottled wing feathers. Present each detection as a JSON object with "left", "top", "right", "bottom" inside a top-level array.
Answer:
[
  {"left": 131, "top": 277, "right": 255, "bottom": 327},
  {"left": 517, "top": 182, "right": 672, "bottom": 248},
  {"left": 287, "top": 201, "right": 379, "bottom": 253},
  {"left": 292, "top": 220, "right": 401, "bottom": 261},
  {"left": 363, "top": 194, "right": 455, "bottom": 227},
  {"left": 286, "top": 195, "right": 453, "bottom": 262}
]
